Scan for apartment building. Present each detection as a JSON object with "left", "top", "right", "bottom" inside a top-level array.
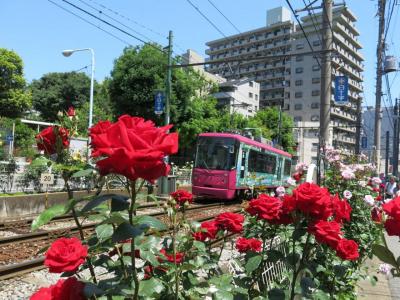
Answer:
[
  {"left": 205, "top": 6, "right": 364, "bottom": 164},
  {"left": 213, "top": 78, "right": 260, "bottom": 117},
  {"left": 205, "top": 7, "right": 294, "bottom": 108},
  {"left": 289, "top": 7, "right": 364, "bottom": 163}
]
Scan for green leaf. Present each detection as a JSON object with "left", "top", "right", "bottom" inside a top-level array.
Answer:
[
  {"left": 31, "top": 204, "right": 66, "bottom": 231},
  {"left": 333, "top": 265, "right": 347, "bottom": 278},
  {"left": 245, "top": 255, "right": 262, "bottom": 274},
  {"left": 292, "top": 228, "right": 307, "bottom": 241},
  {"left": 111, "top": 196, "right": 129, "bottom": 212},
  {"left": 133, "top": 215, "right": 167, "bottom": 231},
  {"left": 30, "top": 156, "right": 51, "bottom": 168},
  {"left": 81, "top": 194, "right": 129, "bottom": 213},
  {"left": 140, "top": 250, "right": 160, "bottom": 266},
  {"left": 138, "top": 278, "right": 164, "bottom": 297},
  {"left": 112, "top": 222, "right": 147, "bottom": 243},
  {"left": 267, "top": 288, "right": 286, "bottom": 300},
  {"left": 300, "top": 277, "right": 316, "bottom": 295},
  {"left": 83, "top": 282, "right": 104, "bottom": 297},
  {"left": 372, "top": 244, "right": 398, "bottom": 268},
  {"left": 71, "top": 168, "right": 93, "bottom": 178},
  {"left": 214, "top": 290, "right": 233, "bottom": 300},
  {"left": 267, "top": 249, "right": 284, "bottom": 263},
  {"left": 101, "top": 214, "right": 127, "bottom": 225},
  {"left": 146, "top": 194, "right": 158, "bottom": 202},
  {"left": 96, "top": 224, "right": 114, "bottom": 242}
]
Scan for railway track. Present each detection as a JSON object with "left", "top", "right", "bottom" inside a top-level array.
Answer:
[{"left": 0, "top": 201, "right": 242, "bottom": 280}]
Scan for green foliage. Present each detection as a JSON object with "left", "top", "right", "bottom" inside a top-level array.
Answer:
[
  {"left": 0, "top": 48, "right": 32, "bottom": 117},
  {"left": 30, "top": 72, "right": 93, "bottom": 121},
  {"left": 0, "top": 118, "right": 36, "bottom": 158}
]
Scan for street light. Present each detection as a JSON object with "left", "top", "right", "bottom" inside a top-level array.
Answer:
[{"left": 62, "top": 48, "right": 95, "bottom": 129}]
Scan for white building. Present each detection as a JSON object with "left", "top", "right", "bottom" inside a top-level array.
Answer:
[{"left": 213, "top": 78, "right": 260, "bottom": 117}]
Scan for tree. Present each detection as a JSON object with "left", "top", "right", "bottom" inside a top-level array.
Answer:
[
  {"left": 30, "top": 72, "right": 92, "bottom": 121},
  {"left": 108, "top": 44, "right": 214, "bottom": 126},
  {"left": 249, "top": 108, "right": 295, "bottom": 152},
  {"left": 0, "top": 48, "right": 32, "bottom": 117}
]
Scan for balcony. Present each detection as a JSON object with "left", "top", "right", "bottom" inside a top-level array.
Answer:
[{"left": 331, "top": 107, "right": 357, "bottom": 121}]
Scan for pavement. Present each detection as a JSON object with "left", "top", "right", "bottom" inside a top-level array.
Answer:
[{"left": 357, "top": 235, "right": 400, "bottom": 299}]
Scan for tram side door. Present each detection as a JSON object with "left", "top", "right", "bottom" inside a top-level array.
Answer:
[{"left": 239, "top": 148, "right": 248, "bottom": 180}]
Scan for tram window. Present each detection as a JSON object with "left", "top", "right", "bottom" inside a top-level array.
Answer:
[
  {"left": 195, "top": 137, "right": 238, "bottom": 171},
  {"left": 284, "top": 159, "right": 291, "bottom": 176},
  {"left": 248, "top": 150, "right": 277, "bottom": 174}
]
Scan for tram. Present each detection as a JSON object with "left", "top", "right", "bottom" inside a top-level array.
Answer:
[{"left": 192, "top": 132, "right": 292, "bottom": 200}]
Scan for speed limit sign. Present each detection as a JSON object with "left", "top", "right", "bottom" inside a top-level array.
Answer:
[{"left": 40, "top": 173, "right": 54, "bottom": 185}]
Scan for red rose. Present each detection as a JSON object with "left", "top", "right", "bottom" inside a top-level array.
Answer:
[
  {"left": 292, "top": 183, "right": 333, "bottom": 219},
  {"left": 376, "top": 195, "right": 383, "bottom": 201},
  {"left": 293, "top": 172, "right": 302, "bottom": 182},
  {"left": 90, "top": 115, "right": 178, "bottom": 182},
  {"left": 236, "top": 237, "right": 262, "bottom": 253},
  {"left": 246, "top": 194, "right": 282, "bottom": 221},
  {"left": 335, "top": 239, "right": 359, "bottom": 261},
  {"left": 308, "top": 220, "right": 342, "bottom": 249},
  {"left": 159, "top": 248, "right": 184, "bottom": 264},
  {"left": 170, "top": 189, "right": 193, "bottom": 206},
  {"left": 30, "top": 277, "right": 85, "bottom": 300},
  {"left": 45, "top": 237, "right": 88, "bottom": 273},
  {"left": 193, "top": 221, "right": 219, "bottom": 241},
  {"left": 371, "top": 207, "right": 383, "bottom": 223},
  {"left": 67, "top": 106, "right": 76, "bottom": 117},
  {"left": 30, "top": 287, "right": 52, "bottom": 300},
  {"left": 383, "top": 197, "right": 400, "bottom": 220},
  {"left": 333, "top": 195, "right": 352, "bottom": 223},
  {"left": 215, "top": 212, "right": 244, "bottom": 233},
  {"left": 384, "top": 218, "right": 400, "bottom": 236},
  {"left": 36, "top": 126, "right": 70, "bottom": 155}
]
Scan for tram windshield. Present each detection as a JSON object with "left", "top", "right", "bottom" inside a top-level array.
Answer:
[{"left": 195, "top": 137, "right": 237, "bottom": 171}]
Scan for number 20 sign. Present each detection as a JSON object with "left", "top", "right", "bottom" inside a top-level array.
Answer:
[{"left": 40, "top": 173, "right": 54, "bottom": 185}]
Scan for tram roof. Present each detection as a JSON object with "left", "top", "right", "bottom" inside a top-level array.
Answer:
[{"left": 199, "top": 133, "right": 292, "bottom": 158}]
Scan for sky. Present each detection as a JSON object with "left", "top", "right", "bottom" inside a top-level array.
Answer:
[{"left": 1, "top": 0, "right": 399, "bottom": 108}]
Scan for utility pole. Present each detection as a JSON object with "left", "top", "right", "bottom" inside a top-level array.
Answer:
[
  {"left": 385, "top": 131, "right": 390, "bottom": 177},
  {"left": 161, "top": 30, "right": 173, "bottom": 196},
  {"left": 355, "top": 96, "right": 362, "bottom": 155},
  {"left": 393, "top": 98, "right": 399, "bottom": 176},
  {"left": 320, "top": 0, "right": 333, "bottom": 148},
  {"left": 373, "top": 0, "right": 386, "bottom": 172}
]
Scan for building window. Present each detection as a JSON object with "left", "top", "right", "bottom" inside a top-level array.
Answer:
[
  {"left": 296, "top": 67, "right": 304, "bottom": 74},
  {"left": 312, "top": 90, "right": 320, "bottom": 96},
  {"left": 312, "top": 65, "right": 320, "bottom": 71},
  {"left": 294, "top": 116, "right": 303, "bottom": 122},
  {"left": 312, "top": 77, "right": 320, "bottom": 84},
  {"left": 249, "top": 92, "right": 253, "bottom": 98},
  {"left": 294, "top": 103, "right": 303, "bottom": 110},
  {"left": 255, "top": 94, "right": 258, "bottom": 101},
  {"left": 296, "top": 55, "right": 303, "bottom": 61},
  {"left": 311, "top": 102, "right": 319, "bottom": 109},
  {"left": 313, "top": 40, "right": 321, "bottom": 47},
  {"left": 295, "top": 92, "right": 303, "bottom": 98},
  {"left": 295, "top": 80, "right": 303, "bottom": 86},
  {"left": 296, "top": 43, "right": 304, "bottom": 49},
  {"left": 311, "top": 143, "right": 319, "bottom": 151},
  {"left": 249, "top": 81, "right": 253, "bottom": 87},
  {"left": 311, "top": 115, "right": 320, "bottom": 121}
]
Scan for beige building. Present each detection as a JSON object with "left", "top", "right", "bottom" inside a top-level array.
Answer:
[{"left": 205, "top": 6, "right": 364, "bottom": 164}]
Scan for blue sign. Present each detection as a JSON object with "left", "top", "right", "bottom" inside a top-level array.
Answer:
[
  {"left": 5, "top": 135, "right": 13, "bottom": 142},
  {"left": 361, "top": 136, "right": 367, "bottom": 149},
  {"left": 154, "top": 91, "right": 165, "bottom": 115},
  {"left": 334, "top": 76, "right": 349, "bottom": 105}
]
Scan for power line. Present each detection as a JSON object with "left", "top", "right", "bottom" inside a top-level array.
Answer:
[
  {"left": 61, "top": 0, "right": 166, "bottom": 54},
  {"left": 206, "top": 0, "right": 241, "bottom": 34},
  {"left": 303, "top": 0, "right": 323, "bottom": 45},
  {"left": 384, "top": 0, "right": 397, "bottom": 41},
  {"left": 47, "top": 0, "right": 132, "bottom": 46},
  {"left": 284, "top": 0, "right": 322, "bottom": 68},
  {"left": 76, "top": 0, "right": 155, "bottom": 43},
  {"left": 185, "top": 0, "right": 226, "bottom": 37}
]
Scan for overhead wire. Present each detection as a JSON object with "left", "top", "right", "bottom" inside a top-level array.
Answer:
[
  {"left": 60, "top": 0, "right": 166, "bottom": 54},
  {"left": 47, "top": 0, "right": 132, "bottom": 46},
  {"left": 284, "top": 0, "right": 322, "bottom": 68},
  {"left": 206, "top": 0, "right": 241, "bottom": 34}
]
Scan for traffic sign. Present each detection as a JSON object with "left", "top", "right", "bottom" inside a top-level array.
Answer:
[
  {"left": 40, "top": 173, "right": 54, "bottom": 185},
  {"left": 5, "top": 135, "right": 13, "bottom": 142},
  {"left": 154, "top": 91, "right": 165, "bottom": 115},
  {"left": 361, "top": 136, "right": 367, "bottom": 149},
  {"left": 334, "top": 76, "right": 349, "bottom": 105}
]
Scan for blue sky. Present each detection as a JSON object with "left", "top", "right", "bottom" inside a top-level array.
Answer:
[{"left": 1, "top": 0, "right": 399, "bottom": 108}]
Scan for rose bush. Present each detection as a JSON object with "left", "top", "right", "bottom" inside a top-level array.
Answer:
[
  {"left": 30, "top": 119, "right": 383, "bottom": 300},
  {"left": 36, "top": 126, "right": 70, "bottom": 155}
]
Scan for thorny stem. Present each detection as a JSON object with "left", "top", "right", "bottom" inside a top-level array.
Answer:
[
  {"left": 129, "top": 180, "right": 139, "bottom": 300},
  {"left": 113, "top": 224, "right": 128, "bottom": 281},
  {"left": 64, "top": 175, "right": 97, "bottom": 283},
  {"left": 172, "top": 212, "right": 179, "bottom": 299}
]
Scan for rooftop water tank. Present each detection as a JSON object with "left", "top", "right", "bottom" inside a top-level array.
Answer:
[{"left": 384, "top": 55, "right": 398, "bottom": 73}]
